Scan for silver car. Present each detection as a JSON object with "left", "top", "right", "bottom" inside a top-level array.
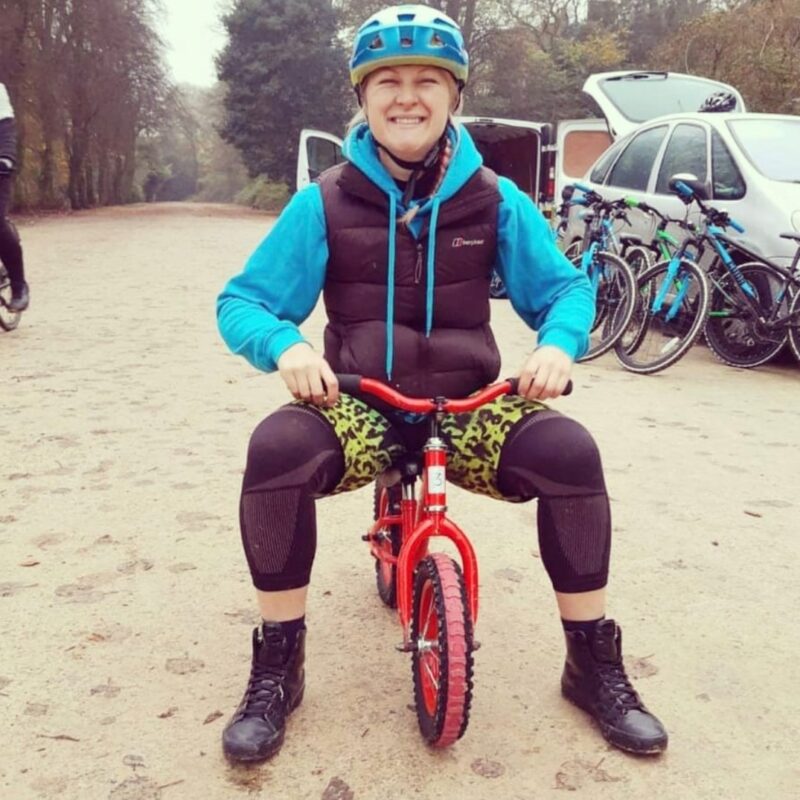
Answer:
[{"left": 565, "top": 112, "right": 800, "bottom": 267}]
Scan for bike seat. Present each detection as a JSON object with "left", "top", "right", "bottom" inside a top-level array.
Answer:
[
  {"left": 620, "top": 234, "right": 643, "bottom": 245},
  {"left": 779, "top": 231, "right": 800, "bottom": 243}
]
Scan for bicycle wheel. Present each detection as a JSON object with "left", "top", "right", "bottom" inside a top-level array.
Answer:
[
  {"left": 0, "top": 268, "right": 21, "bottom": 332},
  {"left": 614, "top": 258, "right": 709, "bottom": 374},
  {"left": 787, "top": 286, "right": 800, "bottom": 363},
  {"left": 373, "top": 482, "right": 402, "bottom": 608},
  {"left": 576, "top": 251, "right": 637, "bottom": 362},
  {"left": 411, "top": 553, "right": 474, "bottom": 747},
  {"left": 624, "top": 244, "right": 652, "bottom": 277},
  {"left": 704, "top": 262, "right": 790, "bottom": 368}
]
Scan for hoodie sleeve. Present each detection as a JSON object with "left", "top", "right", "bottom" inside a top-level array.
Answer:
[
  {"left": 495, "top": 177, "right": 594, "bottom": 360},
  {"left": 216, "top": 183, "right": 328, "bottom": 372}
]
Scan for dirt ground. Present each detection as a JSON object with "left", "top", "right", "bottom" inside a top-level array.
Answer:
[{"left": 1, "top": 203, "right": 798, "bottom": 800}]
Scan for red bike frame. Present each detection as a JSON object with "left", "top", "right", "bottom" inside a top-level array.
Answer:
[{"left": 349, "top": 376, "right": 518, "bottom": 644}]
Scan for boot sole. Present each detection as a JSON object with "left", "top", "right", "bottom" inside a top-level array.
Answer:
[
  {"left": 223, "top": 685, "right": 305, "bottom": 764},
  {"left": 561, "top": 685, "right": 667, "bottom": 755}
]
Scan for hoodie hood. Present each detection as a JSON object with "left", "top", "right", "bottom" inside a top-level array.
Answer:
[{"left": 340, "top": 122, "right": 484, "bottom": 380}]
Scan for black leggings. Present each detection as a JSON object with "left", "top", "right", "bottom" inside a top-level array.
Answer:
[
  {"left": 0, "top": 175, "right": 24, "bottom": 289},
  {"left": 239, "top": 396, "right": 611, "bottom": 595}
]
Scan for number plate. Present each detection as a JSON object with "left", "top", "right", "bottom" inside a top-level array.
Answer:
[{"left": 427, "top": 466, "right": 446, "bottom": 493}]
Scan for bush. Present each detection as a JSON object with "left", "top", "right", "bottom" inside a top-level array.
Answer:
[{"left": 235, "top": 176, "right": 290, "bottom": 213}]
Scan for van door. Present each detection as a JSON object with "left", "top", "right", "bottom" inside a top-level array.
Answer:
[
  {"left": 459, "top": 116, "right": 552, "bottom": 212},
  {"left": 582, "top": 71, "right": 746, "bottom": 139},
  {"left": 554, "top": 118, "right": 613, "bottom": 206},
  {"left": 296, "top": 129, "right": 344, "bottom": 192}
]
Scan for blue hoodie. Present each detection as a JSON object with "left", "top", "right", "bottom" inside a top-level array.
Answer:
[{"left": 217, "top": 123, "right": 594, "bottom": 375}]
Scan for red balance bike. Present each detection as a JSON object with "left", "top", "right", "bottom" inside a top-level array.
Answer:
[{"left": 336, "top": 374, "right": 571, "bottom": 748}]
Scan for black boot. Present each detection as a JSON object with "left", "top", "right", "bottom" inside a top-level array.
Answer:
[
  {"left": 7, "top": 282, "right": 29, "bottom": 312},
  {"left": 222, "top": 622, "right": 306, "bottom": 763},
  {"left": 561, "top": 619, "right": 668, "bottom": 754}
]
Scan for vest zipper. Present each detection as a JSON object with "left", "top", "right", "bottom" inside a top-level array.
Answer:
[{"left": 414, "top": 242, "right": 424, "bottom": 284}]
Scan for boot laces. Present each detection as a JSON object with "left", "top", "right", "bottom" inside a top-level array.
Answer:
[
  {"left": 596, "top": 662, "right": 642, "bottom": 714},
  {"left": 242, "top": 662, "right": 288, "bottom": 718}
]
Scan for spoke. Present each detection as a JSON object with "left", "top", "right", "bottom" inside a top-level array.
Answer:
[{"left": 422, "top": 657, "right": 439, "bottom": 690}]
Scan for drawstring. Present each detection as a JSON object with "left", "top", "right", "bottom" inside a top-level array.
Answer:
[
  {"left": 425, "top": 198, "right": 441, "bottom": 337},
  {"left": 385, "top": 193, "right": 397, "bottom": 380}
]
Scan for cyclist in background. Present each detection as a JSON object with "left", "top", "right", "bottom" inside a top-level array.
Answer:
[
  {"left": 216, "top": 4, "right": 667, "bottom": 764},
  {"left": 0, "top": 82, "right": 28, "bottom": 312}
]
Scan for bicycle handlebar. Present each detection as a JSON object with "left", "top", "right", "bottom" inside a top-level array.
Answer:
[{"left": 335, "top": 375, "right": 573, "bottom": 413}]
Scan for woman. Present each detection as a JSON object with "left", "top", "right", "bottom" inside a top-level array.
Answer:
[
  {"left": 0, "top": 82, "right": 27, "bottom": 312},
  {"left": 216, "top": 4, "right": 667, "bottom": 763}
]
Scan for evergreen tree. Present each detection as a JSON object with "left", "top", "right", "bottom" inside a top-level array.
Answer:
[{"left": 217, "top": 0, "right": 351, "bottom": 187}]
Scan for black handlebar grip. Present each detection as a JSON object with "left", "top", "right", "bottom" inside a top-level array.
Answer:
[{"left": 335, "top": 373, "right": 362, "bottom": 395}]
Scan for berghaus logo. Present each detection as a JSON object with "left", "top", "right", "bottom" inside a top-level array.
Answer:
[{"left": 452, "top": 237, "right": 485, "bottom": 248}]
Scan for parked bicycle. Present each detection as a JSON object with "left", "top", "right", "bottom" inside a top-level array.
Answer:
[
  {"left": 346, "top": 372, "right": 571, "bottom": 748},
  {"left": 668, "top": 176, "right": 798, "bottom": 369},
  {"left": 567, "top": 183, "right": 637, "bottom": 361}
]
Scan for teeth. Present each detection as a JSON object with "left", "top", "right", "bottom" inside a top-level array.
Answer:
[{"left": 392, "top": 117, "right": 423, "bottom": 125}]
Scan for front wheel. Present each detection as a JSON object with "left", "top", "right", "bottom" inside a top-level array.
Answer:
[
  {"left": 704, "top": 262, "right": 790, "bottom": 368},
  {"left": 787, "top": 286, "right": 800, "bottom": 363},
  {"left": 576, "top": 251, "right": 637, "bottom": 362},
  {"left": 411, "top": 554, "right": 474, "bottom": 747},
  {"left": 614, "top": 258, "right": 709, "bottom": 375},
  {"left": 0, "top": 268, "right": 21, "bottom": 332}
]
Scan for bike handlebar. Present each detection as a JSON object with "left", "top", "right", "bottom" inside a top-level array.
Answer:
[
  {"left": 335, "top": 375, "right": 573, "bottom": 413},
  {"left": 671, "top": 180, "right": 745, "bottom": 234}
]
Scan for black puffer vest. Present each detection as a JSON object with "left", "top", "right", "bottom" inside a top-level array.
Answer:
[{"left": 317, "top": 162, "right": 502, "bottom": 398}]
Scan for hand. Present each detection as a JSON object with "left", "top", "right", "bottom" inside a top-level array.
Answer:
[
  {"left": 277, "top": 343, "right": 339, "bottom": 407},
  {"left": 517, "top": 345, "right": 573, "bottom": 400}
]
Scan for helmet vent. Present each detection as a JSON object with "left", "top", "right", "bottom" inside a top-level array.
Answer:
[
  {"left": 368, "top": 34, "right": 385, "bottom": 50},
  {"left": 397, "top": 13, "right": 415, "bottom": 22},
  {"left": 430, "top": 33, "right": 445, "bottom": 47}
]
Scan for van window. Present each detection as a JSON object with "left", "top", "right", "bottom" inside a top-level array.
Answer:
[
  {"left": 656, "top": 124, "right": 707, "bottom": 194},
  {"left": 711, "top": 130, "right": 745, "bottom": 200},
  {"left": 606, "top": 125, "right": 667, "bottom": 191},
  {"left": 589, "top": 138, "right": 626, "bottom": 184}
]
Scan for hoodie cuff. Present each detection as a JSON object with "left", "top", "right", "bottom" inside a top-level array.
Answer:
[
  {"left": 537, "top": 331, "right": 581, "bottom": 361},
  {"left": 260, "top": 326, "right": 308, "bottom": 372}
]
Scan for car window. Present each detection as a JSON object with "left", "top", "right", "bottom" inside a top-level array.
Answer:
[
  {"left": 727, "top": 118, "right": 800, "bottom": 182},
  {"left": 711, "top": 130, "right": 745, "bottom": 200},
  {"left": 656, "top": 124, "right": 707, "bottom": 194},
  {"left": 589, "top": 137, "right": 626, "bottom": 184},
  {"left": 606, "top": 126, "right": 667, "bottom": 191}
]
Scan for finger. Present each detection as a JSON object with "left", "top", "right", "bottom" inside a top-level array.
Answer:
[
  {"left": 307, "top": 368, "right": 326, "bottom": 407},
  {"left": 517, "top": 363, "right": 537, "bottom": 397},
  {"left": 540, "top": 370, "right": 565, "bottom": 400},
  {"left": 320, "top": 361, "right": 339, "bottom": 406},
  {"left": 528, "top": 365, "right": 551, "bottom": 400},
  {"left": 294, "top": 372, "right": 312, "bottom": 402}
]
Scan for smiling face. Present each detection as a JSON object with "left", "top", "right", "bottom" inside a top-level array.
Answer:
[{"left": 362, "top": 65, "right": 456, "bottom": 176}]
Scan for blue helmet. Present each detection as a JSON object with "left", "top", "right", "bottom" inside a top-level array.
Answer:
[{"left": 349, "top": 4, "right": 469, "bottom": 88}]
